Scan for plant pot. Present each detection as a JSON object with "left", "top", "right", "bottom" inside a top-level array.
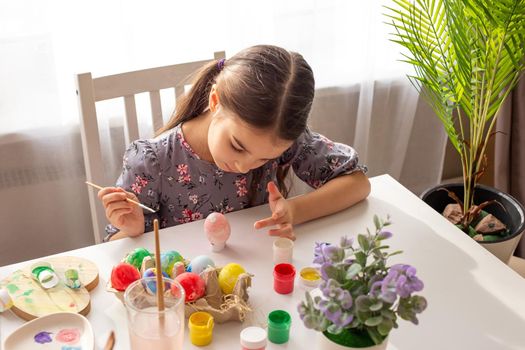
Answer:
[
  {"left": 318, "top": 331, "right": 388, "bottom": 350},
  {"left": 421, "top": 183, "right": 525, "bottom": 263}
]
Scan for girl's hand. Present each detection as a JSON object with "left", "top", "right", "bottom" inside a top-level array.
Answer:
[
  {"left": 98, "top": 187, "right": 145, "bottom": 237},
  {"left": 254, "top": 181, "right": 296, "bottom": 241}
]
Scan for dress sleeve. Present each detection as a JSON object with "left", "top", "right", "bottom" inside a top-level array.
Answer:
[
  {"left": 280, "top": 129, "right": 367, "bottom": 189},
  {"left": 105, "top": 139, "right": 161, "bottom": 238}
]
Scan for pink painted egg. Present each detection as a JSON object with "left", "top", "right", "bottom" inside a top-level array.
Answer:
[{"left": 204, "top": 212, "right": 231, "bottom": 251}]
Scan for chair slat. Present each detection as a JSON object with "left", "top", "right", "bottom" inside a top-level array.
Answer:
[
  {"left": 149, "top": 90, "right": 163, "bottom": 134},
  {"left": 124, "top": 95, "right": 140, "bottom": 145}
]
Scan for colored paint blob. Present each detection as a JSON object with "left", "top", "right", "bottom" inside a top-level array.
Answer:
[
  {"left": 300, "top": 268, "right": 320, "bottom": 281},
  {"left": 34, "top": 331, "right": 53, "bottom": 344},
  {"left": 56, "top": 328, "right": 81, "bottom": 344}
]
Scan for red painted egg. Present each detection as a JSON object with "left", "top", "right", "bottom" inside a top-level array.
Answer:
[
  {"left": 175, "top": 272, "right": 206, "bottom": 302},
  {"left": 110, "top": 262, "right": 141, "bottom": 291}
]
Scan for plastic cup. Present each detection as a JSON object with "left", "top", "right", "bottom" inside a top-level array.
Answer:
[
  {"left": 273, "top": 238, "right": 294, "bottom": 264},
  {"left": 124, "top": 277, "right": 185, "bottom": 350},
  {"left": 267, "top": 310, "right": 291, "bottom": 344},
  {"left": 189, "top": 311, "right": 214, "bottom": 346},
  {"left": 273, "top": 263, "right": 296, "bottom": 294}
]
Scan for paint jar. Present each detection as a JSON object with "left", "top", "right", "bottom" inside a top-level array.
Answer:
[
  {"left": 273, "top": 238, "right": 294, "bottom": 264},
  {"left": 240, "top": 326, "right": 267, "bottom": 350},
  {"left": 30, "top": 262, "right": 59, "bottom": 289},
  {"left": 189, "top": 311, "right": 214, "bottom": 346},
  {"left": 273, "top": 263, "right": 296, "bottom": 294},
  {"left": 0, "top": 288, "right": 13, "bottom": 312},
  {"left": 124, "top": 277, "right": 185, "bottom": 350},
  {"left": 65, "top": 269, "right": 81, "bottom": 289},
  {"left": 267, "top": 310, "right": 291, "bottom": 344},
  {"left": 299, "top": 267, "right": 321, "bottom": 288}
]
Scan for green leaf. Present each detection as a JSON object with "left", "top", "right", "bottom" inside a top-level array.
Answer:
[
  {"left": 358, "top": 234, "right": 370, "bottom": 251},
  {"left": 370, "top": 300, "right": 384, "bottom": 312},
  {"left": 373, "top": 215, "right": 381, "bottom": 230},
  {"left": 378, "top": 318, "right": 394, "bottom": 336},
  {"left": 365, "top": 315, "right": 383, "bottom": 327},
  {"left": 346, "top": 263, "right": 362, "bottom": 279}
]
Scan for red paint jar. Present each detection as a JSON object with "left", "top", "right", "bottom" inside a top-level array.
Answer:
[{"left": 273, "top": 263, "right": 296, "bottom": 294}]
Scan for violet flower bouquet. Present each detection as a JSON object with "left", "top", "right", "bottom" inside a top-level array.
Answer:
[{"left": 298, "top": 216, "right": 427, "bottom": 347}]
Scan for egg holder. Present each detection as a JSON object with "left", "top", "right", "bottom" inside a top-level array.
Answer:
[{"left": 107, "top": 262, "right": 253, "bottom": 324}]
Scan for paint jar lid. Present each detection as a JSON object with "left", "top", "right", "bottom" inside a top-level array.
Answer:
[
  {"left": 240, "top": 326, "right": 267, "bottom": 348},
  {"left": 299, "top": 267, "right": 321, "bottom": 288}
]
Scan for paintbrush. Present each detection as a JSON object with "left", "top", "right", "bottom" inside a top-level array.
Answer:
[
  {"left": 153, "top": 219, "right": 166, "bottom": 327},
  {"left": 85, "top": 181, "right": 156, "bottom": 213},
  {"left": 104, "top": 330, "right": 115, "bottom": 350}
]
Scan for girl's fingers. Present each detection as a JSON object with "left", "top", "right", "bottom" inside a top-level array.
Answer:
[
  {"left": 268, "top": 224, "right": 296, "bottom": 241},
  {"left": 110, "top": 208, "right": 134, "bottom": 226},
  {"left": 106, "top": 201, "right": 134, "bottom": 219},
  {"left": 267, "top": 181, "right": 283, "bottom": 201},
  {"left": 254, "top": 216, "right": 277, "bottom": 230},
  {"left": 101, "top": 192, "right": 129, "bottom": 208}
]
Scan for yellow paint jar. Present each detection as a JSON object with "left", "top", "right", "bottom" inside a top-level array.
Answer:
[
  {"left": 189, "top": 311, "right": 214, "bottom": 346},
  {"left": 299, "top": 267, "right": 321, "bottom": 288}
]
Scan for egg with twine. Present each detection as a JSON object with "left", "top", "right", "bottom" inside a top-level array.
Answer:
[
  {"left": 175, "top": 272, "right": 206, "bottom": 302},
  {"left": 218, "top": 263, "right": 246, "bottom": 294},
  {"left": 204, "top": 212, "right": 231, "bottom": 252},
  {"left": 110, "top": 262, "right": 141, "bottom": 291}
]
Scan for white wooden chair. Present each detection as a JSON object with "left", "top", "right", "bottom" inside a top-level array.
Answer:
[{"left": 76, "top": 51, "right": 226, "bottom": 244}]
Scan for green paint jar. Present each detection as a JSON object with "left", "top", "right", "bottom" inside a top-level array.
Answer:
[{"left": 267, "top": 310, "right": 291, "bottom": 344}]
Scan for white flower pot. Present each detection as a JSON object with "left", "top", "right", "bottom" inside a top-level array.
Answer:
[{"left": 318, "top": 332, "right": 388, "bottom": 350}]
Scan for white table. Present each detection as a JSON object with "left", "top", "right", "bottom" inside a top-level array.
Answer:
[{"left": 1, "top": 175, "right": 525, "bottom": 349}]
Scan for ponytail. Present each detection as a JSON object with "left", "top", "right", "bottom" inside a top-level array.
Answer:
[{"left": 155, "top": 60, "right": 223, "bottom": 136}]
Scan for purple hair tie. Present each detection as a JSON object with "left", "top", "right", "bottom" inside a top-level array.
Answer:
[{"left": 217, "top": 58, "right": 225, "bottom": 71}]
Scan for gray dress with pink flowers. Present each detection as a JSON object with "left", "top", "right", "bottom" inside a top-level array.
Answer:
[{"left": 105, "top": 124, "right": 366, "bottom": 240}]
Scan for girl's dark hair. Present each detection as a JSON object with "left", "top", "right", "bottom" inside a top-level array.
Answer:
[{"left": 156, "top": 45, "right": 315, "bottom": 203}]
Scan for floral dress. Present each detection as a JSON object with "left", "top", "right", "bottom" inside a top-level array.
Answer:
[{"left": 105, "top": 124, "right": 367, "bottom": 240}]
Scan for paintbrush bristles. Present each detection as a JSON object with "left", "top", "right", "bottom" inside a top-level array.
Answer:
[
  {"left": 85, "top": 181, "right": 156, "bottom": 213},
  {"left": 153, "top": 219, "right": 165, "bottom": 312}
]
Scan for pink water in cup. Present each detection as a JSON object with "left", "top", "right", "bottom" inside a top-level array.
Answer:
[{"left": 273, "top": 263, "right": 296, "bottom": 294}]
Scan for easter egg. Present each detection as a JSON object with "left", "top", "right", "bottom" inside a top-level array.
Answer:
[
  {"left": 175, "top": 272, "right": 206, "bottom": 302},
  {"left": 142, "top": 268, "right": 170, "bottom": 294},
  {"left": 204, "top": 213, "right": 231, "bottom": 251},
  {"left": 160, "top": 251, "right": 184, "bottom": 275},
  {"left": 187, "top": 255, "right": 215, "bottom": 275},
  {"left": 111, "top": 262, "right": 141, "bottom": 291},
  {"left": 124, "top": 248, "right": 152, "bottom": 270},
  {"left": 171, "top": 261, "right": 186, "bottom": 279},
  {"left": 218, "top": 263, "right": 245, "bottom": 294}
]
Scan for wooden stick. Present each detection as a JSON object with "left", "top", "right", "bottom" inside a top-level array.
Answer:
[
  {"left": 85, "top": 181, "right": 156, "bottom": 213},
  {"left": 104, "top": 330, "right": 115, "bottom": 350},
  {"left": 153, "top": 219, "right": 165, "bottom": 322}
]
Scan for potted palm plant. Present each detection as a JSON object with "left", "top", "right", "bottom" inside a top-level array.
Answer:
[{"left": 386, "top": 0, "right": 525, "bottom": 262}]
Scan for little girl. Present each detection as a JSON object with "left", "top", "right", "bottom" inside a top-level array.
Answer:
[{"left": 98, "top": 45, "right": 370, "bottom": 242}]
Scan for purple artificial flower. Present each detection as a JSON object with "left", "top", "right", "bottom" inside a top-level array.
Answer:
[
  {"left": 380, "top": 264, "right": 424, "bottom": 302},
  {"left": 313, "top": 242, "right": 331, "bottom": 265},
  {"left": 378, "top": 230, "right": 393, "bottom": 240}
]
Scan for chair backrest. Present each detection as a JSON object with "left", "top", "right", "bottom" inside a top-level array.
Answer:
[{"left": 76, "top": 51, "right": 226, "bottom": 243}]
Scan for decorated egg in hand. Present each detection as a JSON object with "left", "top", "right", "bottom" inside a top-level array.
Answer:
[
  {"left": 125, "top": 248, "right": 152, "bottom": 270},
  {"left": 187, "top": 255, "right": 215, "bottom": 275},
  {"left": 218, "top": 263, "right": 245, "bottom": 294},
  {"left": 175, "top": 272, "right": 206, "bottom": 302},
  {"left": 160, "top": 250, "right": 184, "bottom": 275},
  {"left": 142, "top": 268, "right": 170, "bottom": 294},
  {"left": 204, "top": 212, "right": 231, "bottom": 252},
  {"left": 111, "top": 262, "right": 140, "bottom": 291}
]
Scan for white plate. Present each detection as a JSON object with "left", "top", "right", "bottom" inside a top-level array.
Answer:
[{"left": 3, "top": 312, "right": 94, "bottom": 350}]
